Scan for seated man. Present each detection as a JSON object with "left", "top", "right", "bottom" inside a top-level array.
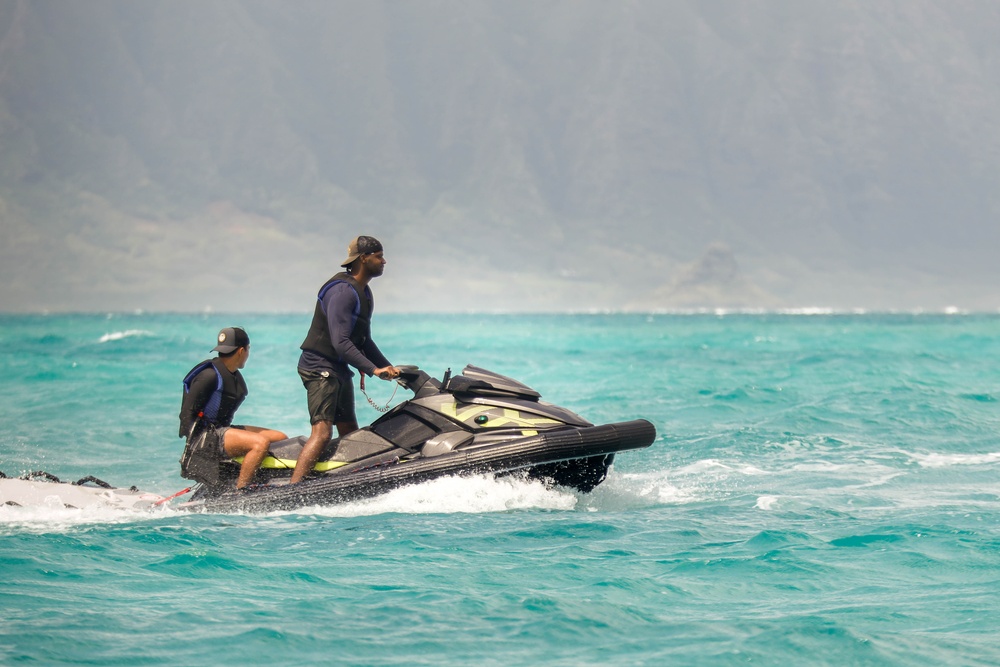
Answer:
[{"left": 179, "top": 327, "right": 287, "bottom": 489}]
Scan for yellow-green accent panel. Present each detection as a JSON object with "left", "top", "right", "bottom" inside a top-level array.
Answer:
[
  {"left": 437, "top": 402, "right": 561, "bottom": 428},
  {"left": 232, "top": 455, "right": 348, "bottom": 472}
]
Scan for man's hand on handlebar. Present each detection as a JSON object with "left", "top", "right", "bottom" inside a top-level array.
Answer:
[{"left": 374, "top": 366, "right": 400, "bottom": 380}]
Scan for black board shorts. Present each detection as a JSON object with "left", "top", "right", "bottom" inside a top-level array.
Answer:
[
  {"left": 180, "top": 424, "right": 243, "bottom": 485},
  {"left": 298, "top": 368, "right": 356, "bottom": 425},
  {"left": 213, "top": 425, "right": 246, "bottom": 456}
]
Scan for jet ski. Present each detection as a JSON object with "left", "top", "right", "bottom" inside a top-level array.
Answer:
[{"left": 178, "top": 365, "right": 657, "bottom": 513}]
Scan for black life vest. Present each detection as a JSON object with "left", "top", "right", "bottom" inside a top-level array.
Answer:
[
  {"left": 178, "top": 358, "right": 247, "bottom": 439},
  {"left": 299, "top": 272, "right": 373, "bottom": 363}
]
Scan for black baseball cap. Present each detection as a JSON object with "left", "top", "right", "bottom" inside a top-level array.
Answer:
[
  {"left": 340, "top": 235, "right": 384, "bottom": 267},
  {"left": 212, "top": 327, "right": 250, "bottom": 353}
]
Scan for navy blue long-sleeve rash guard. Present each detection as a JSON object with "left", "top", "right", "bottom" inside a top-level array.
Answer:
[{"left": 297, "top": 281, "right": 390, "bottom": 381}]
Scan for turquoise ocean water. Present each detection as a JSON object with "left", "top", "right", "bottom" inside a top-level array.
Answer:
[{"left": 2, "top": 312, "right": 999, "bottom": 666}]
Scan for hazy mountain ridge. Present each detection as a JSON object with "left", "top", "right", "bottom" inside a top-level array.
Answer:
[{"left": 1, "top": 1, "right": 999, "bottom": 312}]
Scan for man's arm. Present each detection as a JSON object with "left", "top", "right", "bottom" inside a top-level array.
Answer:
[
  {"left": 361, "top": 339, "right": 391, "bottom": 371},
  {"left": 324, "top": 283, "right": 379, "bottom": 375},
  {"left": 180, "top": 368, "right": 217, "bottom": 436}
]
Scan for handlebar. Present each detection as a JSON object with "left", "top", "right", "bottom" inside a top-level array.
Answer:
[{"left": 394, "top": 365, "right": 441, "bottom": 396}]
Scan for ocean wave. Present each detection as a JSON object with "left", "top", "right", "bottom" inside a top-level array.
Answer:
[
  {"left": 755, "top": 495, "right": 780, "bottom": 510},
  {"left": 0, "top": 502, "right": 172, "bottom": 535},
  {"left": 591, "top": 469, "right": 705, "bottom": 507},
  {"left": 908, "top": 451, "right": 1000, "bottom": 468},
  {"left": 635, "top": 307, "right": 991, "bottom": 316},
  {"left": 98, "top": 329, "right": 156, "bottom": 343}
]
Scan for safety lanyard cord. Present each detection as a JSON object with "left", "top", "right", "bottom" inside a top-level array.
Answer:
[{"left": 360, "top": 374, "right": 398, "bottom": 413}]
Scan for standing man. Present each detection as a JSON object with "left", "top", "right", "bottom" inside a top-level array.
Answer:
[
  {"left": 292, "top": 235, "right": 399, "bottom": 483},
  {"left": 179, "top": 327, "right": 288, "bottom": 489}
]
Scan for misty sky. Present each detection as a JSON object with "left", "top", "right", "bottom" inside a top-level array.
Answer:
[{"left": 1, "top": 1, "right": 999, "bottom": 312}]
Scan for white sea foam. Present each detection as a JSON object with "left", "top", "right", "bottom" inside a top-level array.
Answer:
[
  {"left": 0, "top": 502, "right": 173, "bottom": 534},
  {"left": 675, "top": 458, "right": 729, "bottom": 473},
  {"left": 291, "top": 474, "right": 579, "bottom": 518},
  {"left": 98, "top": 329, "right": 155, "bottom": 343},
  {"left": 909, "top": 451, "right": 1000, "bottom": 468},
  {"left": 589, "top": 469, "right": 701, "bottom": 507},
  {"left": 755, "top": 495, "right": 779, "bottom": 510}
]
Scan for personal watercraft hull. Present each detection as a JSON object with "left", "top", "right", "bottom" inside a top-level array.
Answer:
[{"left": 181, "top": 419, "right": 656, "bottom": 513}]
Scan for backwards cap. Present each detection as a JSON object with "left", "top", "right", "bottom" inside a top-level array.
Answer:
[{"left": 340, "top": 235, "right": 383, "bottom": 267}]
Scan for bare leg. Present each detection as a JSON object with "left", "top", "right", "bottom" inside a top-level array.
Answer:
[
  {"left": 291, "top": 421, "right": 332, "bottom": 484},
  {"left": 242, "top": 425, "right": 288, "bottom": 443},
  {"left": 336, "top": 420, "right": 358, "bottom": 437},
  {"left": 224, "top": 427, "right": 286, "bottom": 489}
]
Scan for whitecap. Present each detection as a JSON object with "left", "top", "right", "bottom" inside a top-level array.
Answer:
[
  {"left": 755, "top": 495, "right": 779, "bottom": 510},
  {"left": 909, "top": 451, "right": 1000, "bottom": 468},
  {"left": 98, "top": 329, "right": 155, "bottom": 343}
]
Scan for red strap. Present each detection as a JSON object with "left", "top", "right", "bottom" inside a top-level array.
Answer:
[{"left": 153, "top": 487, "right": 192, "bottom": 506}]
